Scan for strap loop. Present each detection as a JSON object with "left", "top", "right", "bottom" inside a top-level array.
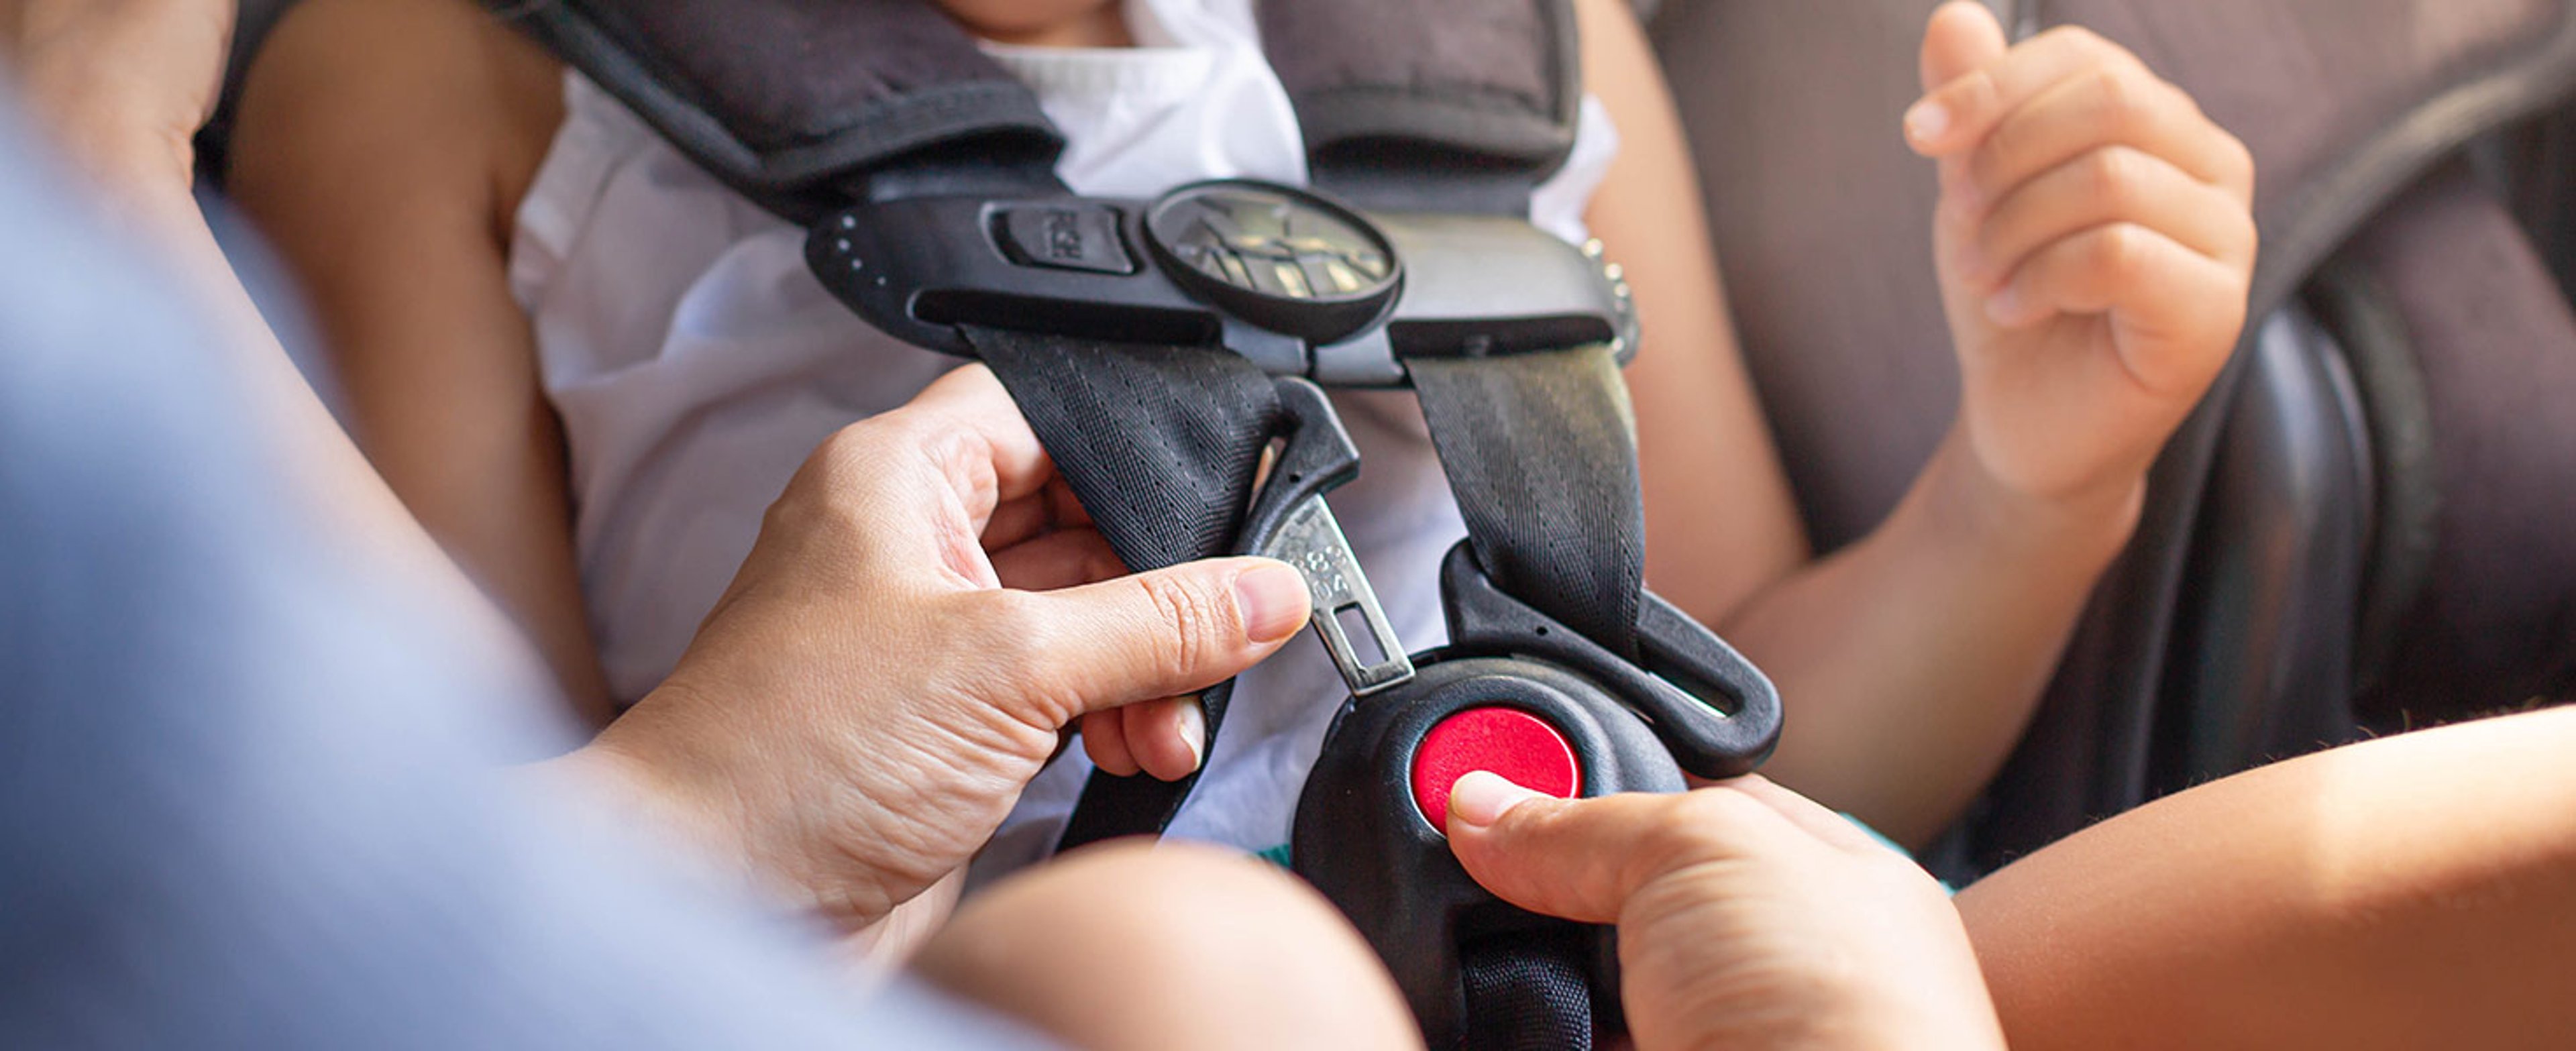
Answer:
[{"left": 1410, "top": 345, "right": 1646, "bottom": 661}]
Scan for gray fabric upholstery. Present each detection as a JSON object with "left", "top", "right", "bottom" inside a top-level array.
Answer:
[
  {"left": 1647, "top": 0, "right": 1952, "bottom": 548},
  {"left": 2342, "top": 166, "right": 2576, "bottom": 717}
]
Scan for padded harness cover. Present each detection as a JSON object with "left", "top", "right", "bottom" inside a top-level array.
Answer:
[{"left": 490, "top": 0, "right": 1579, "bottom": 217}]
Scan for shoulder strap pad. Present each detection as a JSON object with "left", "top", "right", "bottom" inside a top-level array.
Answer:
[
  {"left": 488, "top": 0, "right": 1066, "bottom": 222},
  {"left": 492, "top": 0, "right": 1586, "bottom": 217},
  {"left": 1259, "top": 0, "right": 1583, "bottom": 213}
]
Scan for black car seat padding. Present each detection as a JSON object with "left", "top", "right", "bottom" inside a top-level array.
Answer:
[
  {"left": 1258, "top": 0, "right": 1580, "bottom": 213},
  {"left": 491, "top": 0, "right": 1068, "bottom": 219},
  {"left": 493, "top": 0, "right": 1578, "bottom": 220},
  {"left": 2326, "top": 165, "right": 2576, "bottom": 720}
]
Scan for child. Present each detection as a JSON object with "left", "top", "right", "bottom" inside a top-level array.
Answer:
[{"left": 229, "top": 0, "right": 2247, "bottom": 910}]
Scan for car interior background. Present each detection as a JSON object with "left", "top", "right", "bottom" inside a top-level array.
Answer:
[{"left": 198, "top": 0, "right": 2576, "bottom": 885}]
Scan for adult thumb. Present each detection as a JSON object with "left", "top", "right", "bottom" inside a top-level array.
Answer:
[
  {"left": 1018, "top": 556, "right": 1311, "bottom": 716},
  {"left": 1444, "top": 773, "right": 1668, "bottom": 926}
]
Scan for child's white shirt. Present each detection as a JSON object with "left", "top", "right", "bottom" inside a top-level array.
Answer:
[{"left": 506, "top": 0, "right": 1619, "bottom": 880}]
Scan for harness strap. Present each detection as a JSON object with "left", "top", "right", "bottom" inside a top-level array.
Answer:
[
  {"left": 957, "top": 327, "right": 1288, "bottom": 851},
  {"left": 1409, "top": 346, "right": 1644, "bottom": 661},
  {"left": 1460, "top": 939, "right": 1599, "bottom": 1051}
]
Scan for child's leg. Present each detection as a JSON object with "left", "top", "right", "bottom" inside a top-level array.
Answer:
[
  {"left": 1958, "top": 705, "right": 2576, "bottom": 1050},
  {"left": 914, "top": 841, "right": 1424, "bottom": 1051}
]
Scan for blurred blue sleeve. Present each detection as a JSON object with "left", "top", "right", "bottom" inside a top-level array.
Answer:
[{"left": 0, "top": 98, "right": 1048, "bottom": 1051}]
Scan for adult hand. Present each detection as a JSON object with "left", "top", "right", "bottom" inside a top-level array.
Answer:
[
  {"left": 2, "top": 0, "right": 235, "bottom": 188},
  {"left": 573, "top": 366, "right": 1313, "bottom": 929},
  {"left": 1904, "top": 1, "right": 2257, "bottom": 515},
  {"left": 1446, "top": 773, "right": 2005, "bottom": 1050}
]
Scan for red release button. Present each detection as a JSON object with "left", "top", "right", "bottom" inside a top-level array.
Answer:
[{"left": 1410, "top": 707, "right": 1582, "bottom": 832}]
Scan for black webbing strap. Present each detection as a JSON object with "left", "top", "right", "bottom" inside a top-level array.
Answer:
[
  {"left": 1409, "top": 346, "right": 1645, "bottom": 661},
  {"left": 1406, "top": 346, "right": 1638, "bottom": 1051},
  {"left": 1461, "top": 940, "right": 1598, "bottom": 1051},
  {"left": 957, "top": 327, "right": 1288, "bottom": 850}
]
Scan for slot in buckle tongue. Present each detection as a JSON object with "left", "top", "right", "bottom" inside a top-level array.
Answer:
[
  {"left": 1238, "top": 378, "right": 1417, "bottom": 697},
  {"left": 1262, "top": 495, "right": 1413, "bottom": 696}
]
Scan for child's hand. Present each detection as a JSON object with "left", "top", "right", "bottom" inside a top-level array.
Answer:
[{"left": 1904, "top": 2, "right": 2256, "bottom": 512}]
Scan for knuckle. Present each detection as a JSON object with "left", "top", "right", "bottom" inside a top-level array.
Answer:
[
  {"left": 2221, "top": 131, "right": 2259, "bottom": 193},
  {"left": 2092, "top": 223, "right": 2151, "bottom": 280},
  {"left": 2085, "top": 146, "right": 2143, "bottom": 209},
  {"left": 2231, "top": 207, "right": 2262, "bottom": 262},
  {"left": 2038, "top": 25, "right": 2108, "bottom": 56},
  {"left": 2089, "top": 65, "right": 2146, "bottom": 129},
  {"left": 1129, "top": 572, "right": 1233, "bottom": 676}
]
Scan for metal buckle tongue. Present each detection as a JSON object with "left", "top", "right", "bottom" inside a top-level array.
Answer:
[
  {"left": 1240, "top": 378, "right": 1417, "bottom": 696},
  {"left": 1263, "top": 495, "right": 1413, "bottom": 695}
]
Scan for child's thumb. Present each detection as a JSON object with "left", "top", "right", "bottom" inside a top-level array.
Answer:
[{"left": 1919, "top": 1, "right": 2009, "bottom": 94}]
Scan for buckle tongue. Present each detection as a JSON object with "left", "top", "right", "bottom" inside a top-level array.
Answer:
[
  {"left": 1261, "top": 494, "right": 1414, "bottom": 696},
  {"left": 1235, "top": 377, "right": 1417, "bottom": 697}
]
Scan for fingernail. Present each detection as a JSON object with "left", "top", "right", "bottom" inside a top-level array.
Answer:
[
  {"left": 1904, "top": 99, "right": 1951, "bottom": 145},
  {"left": 1234, "top": 561, "right": 1311, "bottom": 644},
  {"left": 1173, "top": 696, "right": 1207, "bottom": 770},
  {"left": 1985, "top": 285, "right": 2027, "bottom": 326},
  {"left": 1450, "top": 771, "right": 1544, "bottom": 828}
]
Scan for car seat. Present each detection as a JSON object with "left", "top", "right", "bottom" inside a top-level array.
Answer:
[
  {"left": 1650, "top": 0, "right": 2576, "bottom": 877},
  {"left": 203, "top": 0, "right": 2576, "bottom": 883}
]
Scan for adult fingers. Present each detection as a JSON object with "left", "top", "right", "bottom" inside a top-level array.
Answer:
[
  {"left": 1965, "top": 145, "right": 2255, "bottom": 291},
  {"left": 989, "top": 527, "right": 1128, "bottom": 592},
  {"left": 1909, "top": 23, "right": 2135, "bottom": 159},
  {"left": 1119, "top": 695, "right": 1208, "bottom": 781},
  {"left": 1445, "top": 775, "right": 1806, "bottom": 926},
  {"left": 900, "top": 364, "right": 1062, "bottom": 516},
  {"left": 1986, "top": 223, "right": 2248, "bottom": 392},
  {"left": 1080, "top": 709, "right": 1142, "bottom": 777},
  {"left": 1964, "top": 60, "right": 2255, "bottom": 207},
  {"left": 1003, "top": 556, "right": 1309, "bottom": 720},
  {"left": 1724, "top": 775, "right": 1894, "bottom": 856},
  {"left": 1076, "top": 698, "right": 1206, "bottom": 781},
  {"left": 985, "top": 478, "right": 1099, "bottom": 554}
]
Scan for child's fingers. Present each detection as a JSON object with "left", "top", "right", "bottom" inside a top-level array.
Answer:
[
  {"left": 1907, "top": 25, "right": 2137, "bottom": 158},
  {"left": 1966, "top": 146, "right": 2256, "bottom": 291},
  {"left": 1966, "top": 62, "right": 2254, "bottom": 210},
  {"left": 1080, "top": 709, "right": 1144, "bottom": 777},
  {"left": 1917, "top": 0, "right": 2009, "bottom": 97},
  {"left": 1987, "top": 223, "right": 2248, "bottom": 392},
  {"left": 1118, "top": 695, "right": 1207, "bottom": 782}
]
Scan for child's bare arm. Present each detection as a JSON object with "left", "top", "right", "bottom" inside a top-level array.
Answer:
[
  {"left": 229, "top": 0, "right": 612, "bottom": 723},
  {"left": 1580, "top": 0, "right": 2254, "bottom": 845}
]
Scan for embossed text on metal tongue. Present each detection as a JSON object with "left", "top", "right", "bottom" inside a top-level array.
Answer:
[{"left": 1261, "top": 495, "right": 1415, "bottom": 696}]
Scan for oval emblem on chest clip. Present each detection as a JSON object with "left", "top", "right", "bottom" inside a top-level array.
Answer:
[{"left": 1145, "top": 180, "right": 1404, "bottom": 345}]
